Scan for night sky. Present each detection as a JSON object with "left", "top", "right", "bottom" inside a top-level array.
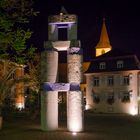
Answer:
[{"left": 31, "top": 0, "right": 140, "bottom": 61}]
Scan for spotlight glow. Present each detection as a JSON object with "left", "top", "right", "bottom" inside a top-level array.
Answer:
[
  {"left": 16, "top": 103, "right": 24, "bottom": 110},
  {"left": 129, "top": 107, "right": 137, "bottom": 116},
  {"left": 85, "top": 104, "right": 91, "bottom": 110},
  {"left": 72, "top": 132, "right": 77, "bottom": 136}
]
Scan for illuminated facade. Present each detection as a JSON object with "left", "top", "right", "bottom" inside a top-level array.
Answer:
[
  {"left": 41, "top": 7, "right": 84, "bottom": 132},
  {"left": 85, "top": 48, "right": 140, "bottom": 115},
  {"left": 80, "top": 19, "right": 112, "bottom": 104},
  {"left": 85, "top": 19, "right": 140, "bottom": 115}
]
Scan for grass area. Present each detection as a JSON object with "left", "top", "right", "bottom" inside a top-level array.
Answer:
[{"left": 0, "top": 113, "right": 140, "bottom": 140}]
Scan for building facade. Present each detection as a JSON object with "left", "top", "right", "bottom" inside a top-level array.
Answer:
[{"left": 85, "top": 51, "right": 140, "bottom": 115}]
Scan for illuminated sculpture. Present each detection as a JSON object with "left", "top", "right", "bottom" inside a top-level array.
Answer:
[{"left": 41, "top": 7, "right": 83, "bottom": 132}]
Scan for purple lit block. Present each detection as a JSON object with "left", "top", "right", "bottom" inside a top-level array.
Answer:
[
  {"left": 43, "top": 83, "right": 70, "bottom": 91},
  {"left": 70, "top": 83, "right": 80, "bottom": 91},
  {"left": 68, "top": 47, "right": 83, "bottom": 55}
]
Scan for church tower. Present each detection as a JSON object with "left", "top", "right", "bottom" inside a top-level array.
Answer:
[{"left": 95, "top": 19, "right": 112, "bottom": 57}]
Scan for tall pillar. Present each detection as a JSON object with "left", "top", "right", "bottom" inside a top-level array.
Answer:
[
  {"left": 41, "top": 45, "right": 58, "bottom": 131},
  {"left": 15, "top": 66, "right": 24, "bottom": 110},
  {"left": 67, "top": 44, "right": 84, "bottom": 132}
]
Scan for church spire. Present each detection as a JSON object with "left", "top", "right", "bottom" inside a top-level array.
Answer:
[
  {"left": 95, "top": 18, "right": 112, "bottom": 57},
  {"left": 99, "top": 18, "right": 110, "bottom": 44}
]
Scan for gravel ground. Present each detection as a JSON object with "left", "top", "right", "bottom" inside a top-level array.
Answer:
[{"left": 0, "top": 113, "right": 140, "bottom": 140}]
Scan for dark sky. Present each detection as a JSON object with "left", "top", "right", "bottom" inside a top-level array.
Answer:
[{"left": 31, "top": 0, "right": 140, "bottom": 61}]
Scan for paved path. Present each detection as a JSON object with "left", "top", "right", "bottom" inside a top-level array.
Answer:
[{"left": 0, "top": 113, "right": 140, "bottom": 140}]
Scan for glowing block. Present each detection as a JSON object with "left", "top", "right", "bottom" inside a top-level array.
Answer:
[
  {"left": 67, "top": 54, "right": 82, "bottom": 83},
  {"left": 43, "top": 83, "right": 70, "bottom": 91},
  {"left": 41, "top": 91, "right": 58, "bottom": 131},
  {"left": 44, "top": 50, "right": 58, "bottom": 82},
  {"left": 52, "top": 41, "right": 70, "bottom": 51},
  {"left": 67, "top": 91, "right": 83, "bottom": 132}
]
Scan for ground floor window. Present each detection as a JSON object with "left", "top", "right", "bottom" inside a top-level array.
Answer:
[
  {"left": 107, "top": 93, "right": 114, "bottom": 105},
  {"left": 93, "top": 94, "right": 100, "bottom": 104},
  {"left": 121, "top": 92, "right": 130, "bottom": 103}
]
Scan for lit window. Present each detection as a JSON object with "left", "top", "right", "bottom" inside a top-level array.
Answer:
[
  {"left": 99, "top": 62, "right": 106, "bottom": 69},
  {"left": 117, "top": 60, "right": 123, "bottom": 68},
  {"left": 107, "top": 76, "right": 114, "bottom": 86},
  {"left": 93, "top": 77, "right": 99, "bottom": 86},
  {"left": 123, "top": 76, "right": 129, "bottom": 85}
]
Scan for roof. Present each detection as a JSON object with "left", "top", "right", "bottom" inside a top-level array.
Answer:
[{"left": 85, "top": 49, "right": 140, "bottom": 73}]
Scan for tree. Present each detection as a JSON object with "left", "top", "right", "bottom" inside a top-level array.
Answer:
[
  {"left": 0, "top": 0, "right": 38, "bottom": 126},
  {"left": 0, "top": 0, "right": 38, "bottom": 64},
  {"left": 0, "top": 60, "right": 18, "bottom": 114}
]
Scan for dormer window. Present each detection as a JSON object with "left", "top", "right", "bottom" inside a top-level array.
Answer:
[
  {"left": 99, "top": 62, "right": 106, "bottom": 69},
  {"left": 117, "top": 60, "right": 123, "bottom": 68}
]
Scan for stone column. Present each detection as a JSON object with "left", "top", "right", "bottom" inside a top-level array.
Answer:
[
  {"left": 15, "top": 66, "right": 24, "bottom": 110},
  {"left": 41, "top": 46, "right": 58, "bottom": 83},
  {"left": 67, "top": 45, "right": 83, "bottom": 132},
  {"left": 41, "top": 46, "right": 58, "bottom": 131}
]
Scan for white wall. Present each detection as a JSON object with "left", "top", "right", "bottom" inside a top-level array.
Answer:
[{"left": 86, "top": 70, "right": 139, "bottom": 115}]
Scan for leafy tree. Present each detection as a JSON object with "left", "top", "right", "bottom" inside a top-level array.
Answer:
[
  {"left": 0, "top": 60, "right": 17, "bottom": 115},
  {"left": 0, "top": 0, "right": 39, "bottom": 124},
  {"left": 0, "top": 0, "right": 38, "bottom": 64}
]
